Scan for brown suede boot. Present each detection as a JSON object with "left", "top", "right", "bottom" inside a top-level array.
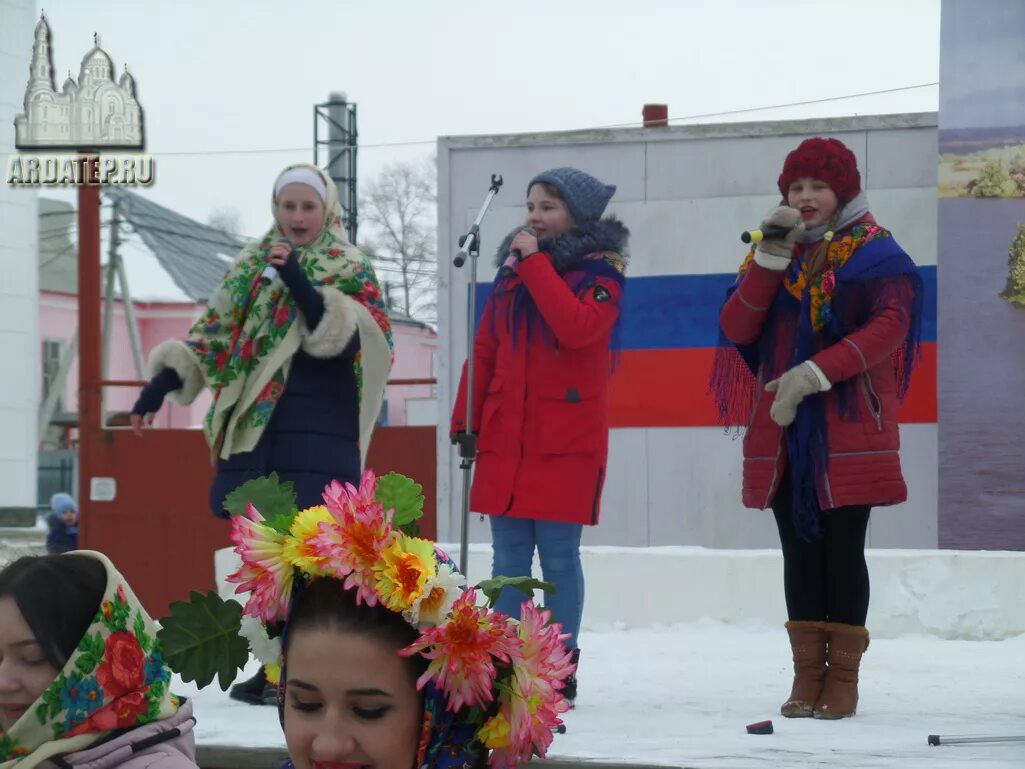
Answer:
[
  {"left": 780, "top": 620, "right": 828, "bottom": 718},
  {"left": 814, "top": 623, "right": 870, "bottom": 719}
]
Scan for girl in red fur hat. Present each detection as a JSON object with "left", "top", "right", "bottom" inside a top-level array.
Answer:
[{"left": 712, "top": 137, "right": 923, "bottom": 720}]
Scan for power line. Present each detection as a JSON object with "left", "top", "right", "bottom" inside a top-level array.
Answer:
[
  {"left": 133, "top": 83, "right": 938, "bottom": 158},
  {"left": 651, "top": 82, "right": 939, "bottom": 127}
]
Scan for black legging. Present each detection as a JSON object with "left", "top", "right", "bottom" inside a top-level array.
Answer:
[{"left": 771, "top": 471, "right": 871, "bottom": 626}]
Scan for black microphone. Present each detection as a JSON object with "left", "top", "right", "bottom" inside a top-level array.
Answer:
[
  {"left": 509, "top": 226, "right": 538, "bottom": 260},
  {"left": 740, "top": 225, "right": 790, "bottom": 245}
]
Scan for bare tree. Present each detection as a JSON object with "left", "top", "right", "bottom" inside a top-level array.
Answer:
[
  {"left": 359, "top": 159, "right": 437, "bottom": 322},
  {"left": 206, "top": 206, "right": 243, "bottom": 238}
]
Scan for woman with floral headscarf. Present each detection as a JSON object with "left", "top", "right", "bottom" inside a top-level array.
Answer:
[
  {"left": 131, "top": 163, "right": 393, "bottom": 704},
  {"left": 0, "top": 552, "right": 195, "bottom": 769},
  {"left": 131, "top": 163, "right": 393, "bottom": 515}
]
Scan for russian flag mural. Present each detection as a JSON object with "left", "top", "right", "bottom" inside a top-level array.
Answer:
[{"left": 476, "top": 266, "right": 937, "bottom": 429}]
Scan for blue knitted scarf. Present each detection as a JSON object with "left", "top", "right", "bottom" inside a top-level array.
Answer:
[{"left": 488, "top": 217, "right": 630, "bottom": 352}]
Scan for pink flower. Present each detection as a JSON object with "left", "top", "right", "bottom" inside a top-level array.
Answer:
[
  {"left": 501, "top": 604, "right": 573, "bottom": 762},
  {"left": 226, "top": 503, "right": 294, "bottom": 622},
  {"left": 822, "top": 269, "right": 836, "bottom": 296},
  {"left": 485, "top": 603, "right": 574, "bottom": 768},
  {"left": 307, "top": 470, "right": 394, "bottom": 605},
  {"left": 400, "top": 590, "right": 519, "bottom": 711},
  {"left": 322, "top": 469, "right": 379, "bottom": 514},
  {"left": 512, "top": 602, "right": 575, "bottom": 700}
]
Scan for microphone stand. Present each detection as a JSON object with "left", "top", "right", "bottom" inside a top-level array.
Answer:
[{"left": 453, "top": 174, "right": 503, "bottom": 575}]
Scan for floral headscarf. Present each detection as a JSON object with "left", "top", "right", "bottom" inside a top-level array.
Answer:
[
  {"left": 182, "top": 164, "right": 393, "bottom": 463},
  {"left": 0, "top": 551, "right": 179, "bottom": 769}
]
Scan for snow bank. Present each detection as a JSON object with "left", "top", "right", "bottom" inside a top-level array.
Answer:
[{"left": 215, "top": 544, "right": 1025, "bottom": 641}]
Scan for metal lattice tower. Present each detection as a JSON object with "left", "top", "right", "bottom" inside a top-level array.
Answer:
[{"left": 314, "top": 92, "right": 358, "bottom": 243}]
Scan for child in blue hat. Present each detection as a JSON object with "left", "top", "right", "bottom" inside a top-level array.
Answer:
[{"left": 45, "top": 492, "right": 78, "bottom": 553}]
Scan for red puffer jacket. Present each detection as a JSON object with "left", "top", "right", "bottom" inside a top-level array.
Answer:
[
  {"left": 719, "top": 249, "right": 911, "bottom": 512},
  {"left": 451, "top": 251, "right": 623, "bottom": 525}
]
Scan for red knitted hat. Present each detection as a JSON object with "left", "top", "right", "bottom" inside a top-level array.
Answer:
[{"left": 777, "top": 137, "right": 861, "bottom": 202}]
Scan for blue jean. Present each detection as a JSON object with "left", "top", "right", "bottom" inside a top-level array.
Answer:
[{"left": 489, "top": 516, "right": 584, "bottom": 649}]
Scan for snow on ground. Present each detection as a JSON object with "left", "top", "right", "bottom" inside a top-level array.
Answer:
[{"left": 175, "top": 619, "right": 1025, "bottom": 769}]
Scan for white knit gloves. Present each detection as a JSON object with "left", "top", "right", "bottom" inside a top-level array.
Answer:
[
  {"left": 765, "top": 362, "right": 830, "bottom": 427},
  {"left": 754, "top": 206, "right": 805, "bottom": 270}
]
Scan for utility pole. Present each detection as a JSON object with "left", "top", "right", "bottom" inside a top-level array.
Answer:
[
  {"left": 314, "top": 92, "right": 358, "bottom": 243},
  {"left": 99, "top": 201, "right": 145, "bottom": 420}
]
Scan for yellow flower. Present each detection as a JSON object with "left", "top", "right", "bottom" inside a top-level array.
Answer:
[
  {"left": 264, "top": 662, "right": 281, "bottom": 686},
  {"left": 373, "top": 534, "right": 436, "bottom": 612},
  {"left": 283, "top": 505, "right": 334, "bottom": 575},
  {"left": 477, "top": 711, "right": 512, "bottom": 749}
]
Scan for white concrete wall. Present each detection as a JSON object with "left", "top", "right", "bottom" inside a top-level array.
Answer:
[
  {"left": 0, "top": 0, "right": 39, "bottom": 509},
  {"left": 436, "top": 114, "right": 939, "bottom": 549},
  {"left": 214, "top": 544, "right": 1025, "bottom": 642}
]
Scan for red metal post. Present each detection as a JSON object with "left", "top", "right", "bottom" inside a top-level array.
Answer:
[{"left": 77, "top": 157, "right": 102, "bottom": 542}]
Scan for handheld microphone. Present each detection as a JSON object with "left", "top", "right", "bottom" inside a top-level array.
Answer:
[
  {"left": 741, "top": 225, "right": 790, "bottom": 245},
  {"left": 509, "top": 226, "right": 538, "bottom": 260},
  {"left": 261, "top": 240, "right": 296, "bottom": 284}
]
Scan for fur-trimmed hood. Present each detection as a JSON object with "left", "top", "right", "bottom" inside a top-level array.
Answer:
[{"left": 493, "top": 216, "right": 630, "bottom": 273}]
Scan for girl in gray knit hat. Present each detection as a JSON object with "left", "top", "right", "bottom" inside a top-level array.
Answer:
[{"left": 451, "top": 167, "right": 630, "bottom": 708}]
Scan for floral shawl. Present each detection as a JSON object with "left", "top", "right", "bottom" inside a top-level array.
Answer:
[
  {"left": 711, "top": 218, "right": 923, "bottom": 539},
  {"left": 183, "top": 164, "right": 393, "bottom": 462},
  {"left": 0, "top": 551, "right": 179, "bottom": 769}
]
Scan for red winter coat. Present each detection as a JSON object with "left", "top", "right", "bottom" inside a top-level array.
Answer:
[
  {"left": 451, "top": 250, "right": 624, "bottom": 525},
  {"left": 719, "top": 239, "right": 912, "bottom": 512}
]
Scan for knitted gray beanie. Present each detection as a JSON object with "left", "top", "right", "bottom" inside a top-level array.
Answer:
[{"left": 528, "top": 167, "right": 616, "bottom": 223}]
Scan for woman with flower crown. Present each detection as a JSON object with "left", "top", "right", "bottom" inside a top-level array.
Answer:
[
  {"left": 0, "top": 552, "right": 197, "bottom": 769},
  {"left": 129, "top": 163, "right": 393, "bottom": 704},
  {"left": 712, "top": 138, "right": 923, "bottom": 720},
  {"left": 164, "top": 470, "right": 574, "bottom": 769}
]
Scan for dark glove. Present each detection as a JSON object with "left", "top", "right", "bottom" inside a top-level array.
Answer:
[
  {"left": 451, "top": 431, "right": 478, "bottom": 458},
  {"left": 131, "top": 367, "right": 183, "bottom": 416},
  {"left": 278, "top": 251, "right": 325, "bottom": 330}
]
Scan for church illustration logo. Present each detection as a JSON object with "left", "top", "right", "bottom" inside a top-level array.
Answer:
[{"left": 14, "top": 13, "right": 144, "bottom": 150}]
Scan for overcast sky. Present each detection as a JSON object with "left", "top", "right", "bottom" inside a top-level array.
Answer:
[
  {"left": 939, "top": 0, "right": 1025, "bottom": 130},
  {"left": 15, "top": 0, "right": 940, "bottom": 237}
]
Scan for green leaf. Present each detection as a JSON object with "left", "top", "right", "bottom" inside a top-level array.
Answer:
[
  {"left": 156, "top": 590, "right": 249, "bottom": 691},
  {"left": 375, "top": 472, "right": 424, "bottom": 529},
  {"left": 111, "top": 597, "right": 131, "bottom": 631},
  {"left": 338, "top": 277, "right": 363, "bottom": 295},
  {"left": 264, "top": 512, "right": 296, "bottom": 535},
  {"left": 222, "top": 473, "right": 297, "bottom": 519},
  {"left": 476, "top": 576, "right": 556, "bottom": 609},
  {"left": 40, "top": 673, "right": 65, "bottom": 721},
  {"left": 398, "top": 520, "right": 421, "bottom": 538},
  {"left": 146, "top": 679, "right": 167, "bottom": 719},
  {"left": 75, "top": 654, "right": 99, "bottom": 676},
  {"left": 134, "top": 612, "right": 153, "bottom": 653}
]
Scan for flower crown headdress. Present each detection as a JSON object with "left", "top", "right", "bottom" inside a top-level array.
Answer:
[{"left": 158, "top": 470, "right": 574, "bottom": 769}]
